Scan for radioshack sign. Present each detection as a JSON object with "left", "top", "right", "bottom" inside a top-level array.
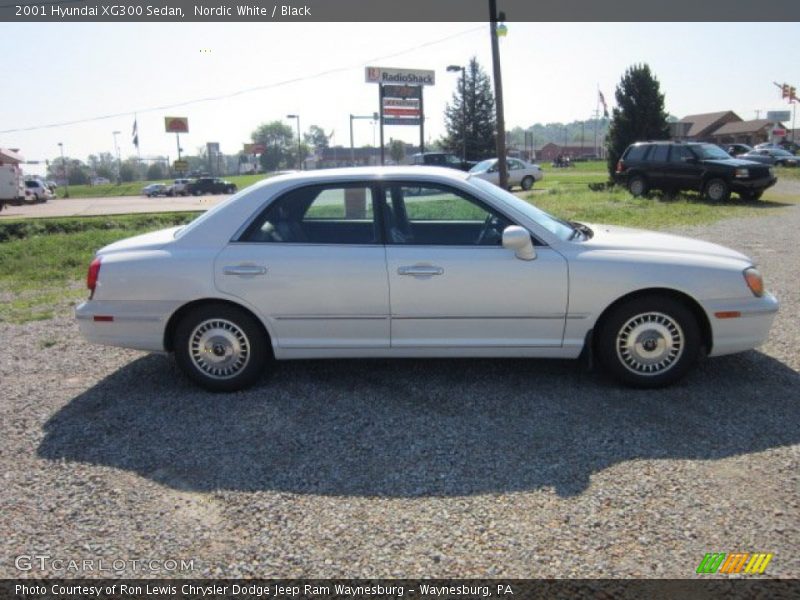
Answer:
[{"left": 365, "top": 66, "right": 435, "bottom": 86}]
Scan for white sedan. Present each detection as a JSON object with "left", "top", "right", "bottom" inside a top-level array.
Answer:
[
  {"left": 76, "top": 167, "right": 778, "bottom": 392},
  {"left": 469, "top": 158, "right": 544, "bottom": 190}
]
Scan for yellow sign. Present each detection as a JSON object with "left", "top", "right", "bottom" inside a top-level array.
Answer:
[
  {"left": 173, "top": 160, "right": 189, "bottom": 171},
  {"left": 165, "top": 117, "right": 189, "bottom": 133}
]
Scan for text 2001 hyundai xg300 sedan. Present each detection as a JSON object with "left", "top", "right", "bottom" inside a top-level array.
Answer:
[{"left": 76, "top": 167, "right": 778, "bottom": 392}]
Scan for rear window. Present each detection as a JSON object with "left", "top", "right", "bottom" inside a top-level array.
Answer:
[{"left": 624, "top": 145, "right": 649, "bottom": 161}]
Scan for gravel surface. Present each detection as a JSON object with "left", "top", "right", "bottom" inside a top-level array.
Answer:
[{"left": 1, "top": 199, "right": 798, "bottom": 579}]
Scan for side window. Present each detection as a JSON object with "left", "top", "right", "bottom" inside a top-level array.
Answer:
[
  {"left": 509, "top": 159, "right": 524, "bottom": 170},
  {"left": 669, "top": 146, "right": 694, "bottom": 162},
  {"left": 625, "top": 145, "right": 648, "bottom": 161},
  {"left": 241, "top": 185, "right": 376, "bottom": 245},
  {"left": 649, "top": 145, "right": 669, "bottom": 162},
  {"left": 382, "top": 183, "right": 512, "bottom": 246}
]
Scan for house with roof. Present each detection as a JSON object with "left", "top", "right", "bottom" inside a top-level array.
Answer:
[{"left": 672, "top": 111, "right": 787, "bottom": 146}]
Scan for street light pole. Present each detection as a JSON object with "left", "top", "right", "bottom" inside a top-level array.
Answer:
[
  {"left": 489, "top": 0, "right": 508, "bottom": 189},
  {"left": 447, "top": 65, "right": 467, "bottom": 164},
  {"left": 287, "top": 114, "right": 301, "bottom": 170},
  {"left": 112, "top": 130, "right": 121, "bottom": 183},
  {"left": 58, "top": 142, "right": 69, "bottom": 198},
  {"left": 349, "top": 113, "right": 378, "bottom": 166}
]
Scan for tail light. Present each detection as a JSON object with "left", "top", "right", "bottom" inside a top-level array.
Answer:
[
  {"left": 615, "top": 160, "right": 625, "bottom": 173},
  {"left": 87, "top": 257, "right": 102, "bottom": 298}
]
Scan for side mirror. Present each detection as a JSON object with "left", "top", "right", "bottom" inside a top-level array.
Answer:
[{"left": 502, "top": 226, "right": 536, "bottom": 261}]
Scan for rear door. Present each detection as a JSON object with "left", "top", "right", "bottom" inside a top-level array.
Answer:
[{"left": 215, "top": 182, "right": 390, "bottom": 350}]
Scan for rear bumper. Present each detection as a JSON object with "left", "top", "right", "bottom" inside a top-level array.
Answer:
[
  {"left": 705, "top": 292, "right": 779, "bottom": 357},
  {"left": 76, "top": 300, "right": 177, "bottom": 353}
]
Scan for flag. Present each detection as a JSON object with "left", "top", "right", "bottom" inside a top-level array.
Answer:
[
  {"left": 598, "top": 91, "right": 609, "bottom": 118},
  {"left": 132, "top": 117, "right": 139, "bottom": 149}
]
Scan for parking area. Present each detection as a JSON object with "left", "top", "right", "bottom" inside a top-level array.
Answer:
[{"left": 1, "top": 201, "right": 798, "bottom": 578}]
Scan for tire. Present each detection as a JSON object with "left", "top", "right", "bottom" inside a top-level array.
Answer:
[
  {"left": 520, "top": 176, "right": 535, "bottom": 191},
  {"left": 704, "top": 178, "right": 730, "bottom": 202},
  {"left": 595, "top": 295, "right": 701, "bottom": 388},
  {"left": 174, "top": 303, "right": 271, "bottom": 392},
  {"left": 628, "top": 175, "right": 648, "bottom": 197}
]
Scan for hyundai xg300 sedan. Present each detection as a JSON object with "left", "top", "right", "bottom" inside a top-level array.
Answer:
[{"left": 76, "top": 167, "right": 778, "bottom": 392}]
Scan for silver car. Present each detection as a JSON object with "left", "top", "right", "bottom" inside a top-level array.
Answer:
[
  {"left": 469, "top": 158, "right": 544, "bottom": 190},
  {"left": 76, "top": 167, "right": 778, "bottom": 392}
]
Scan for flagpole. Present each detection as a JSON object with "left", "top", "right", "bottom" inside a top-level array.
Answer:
[
  {"left": 595, "top": 84, "right": 600, "bottom": 157},
  {"left": 135, "top": 113, "right": 141, "bottom": 160}
]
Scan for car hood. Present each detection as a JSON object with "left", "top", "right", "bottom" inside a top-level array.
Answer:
[
  {"left": 702, "top": 157, "right": 764, "bottom": 167},
  {"left": 581, "top": 223, "right": 750, "bottom": 264},
  {"left": 97, "top": 226, "right": 182, "bottom": 255}
]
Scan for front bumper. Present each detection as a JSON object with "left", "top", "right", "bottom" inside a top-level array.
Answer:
[
  {"left": 729, "top": 175, "right": 777, "bottom": 193},
  {"left": 705, "top": 292, "right": 779, "bottom": 357}
]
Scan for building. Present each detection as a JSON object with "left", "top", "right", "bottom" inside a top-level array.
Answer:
[
  {"left": 674, "top": 111, "right": 741, "bottom": 140},
  {"left": 673, "top": 111, "right": 787, "bottom": 146},
  {"left": 536, "top": 143, "right": 602, "bottom": 162},
  {"left": 705, "top": 119, "right": 779, "bottom": 146}
]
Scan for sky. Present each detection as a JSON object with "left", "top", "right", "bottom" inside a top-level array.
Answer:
[{"left": 2, "top": 21, "right": 799, "bottom": 176}]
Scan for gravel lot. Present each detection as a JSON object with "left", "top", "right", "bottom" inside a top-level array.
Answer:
[{"left": 1, "top": 198, "right": 798, "bottom": 579}]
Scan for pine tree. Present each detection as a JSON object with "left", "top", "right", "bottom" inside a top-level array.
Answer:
[
  {"left": 442, "top": 57, "right": 497, "bottom": 161},
  {"left": 606, "top": 64, "right": 670, "bottom": 178}
]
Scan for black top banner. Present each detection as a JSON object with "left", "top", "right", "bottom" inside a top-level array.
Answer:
[{"left": 4, "top": 0, "right": 800, "bottom": 22}]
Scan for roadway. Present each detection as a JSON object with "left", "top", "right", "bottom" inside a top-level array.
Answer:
[{"left": 0, "top": 193, "right": 230, "bottom": 219}]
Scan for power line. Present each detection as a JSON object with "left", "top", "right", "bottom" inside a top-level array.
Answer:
[{"left": 0, "top": 25, "right": 483, "bottom": 134}]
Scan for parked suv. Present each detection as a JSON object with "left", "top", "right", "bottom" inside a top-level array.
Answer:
[
  {"left": 187, "top": 177, "right": 237, "bottom": 195},
  {"left": 615, "top": 141, "right": 776, "bottom": 201}
]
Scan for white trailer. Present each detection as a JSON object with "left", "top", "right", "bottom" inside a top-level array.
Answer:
[{"left": 0, "top": 164, "right": 25, "bottom": 211}]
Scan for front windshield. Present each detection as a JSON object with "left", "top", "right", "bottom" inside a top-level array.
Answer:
[
  {"left": 695, "top": 144, "right": 732, "bottom": 160},
  {"left": 468, "top": 177, "right": 574, "bottom": 240},
  {"left": 470, "top": 159, "right": 495, "bottom": 173}
]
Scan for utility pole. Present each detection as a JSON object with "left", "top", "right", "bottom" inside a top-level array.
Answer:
[{"left": 489, "top": 0, "right": 508, "bottom": 189}]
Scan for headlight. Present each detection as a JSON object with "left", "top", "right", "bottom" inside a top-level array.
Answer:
[
  {"left": 744, "top": 267, "right": 764, "bottom": 297},
  {"left": 734, "top": 168, "right": 749, "bottom": 178}
]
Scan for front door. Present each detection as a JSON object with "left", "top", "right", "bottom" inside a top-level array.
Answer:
[
  {"left": 215, "top": 183, "right": 390, "bottom": 349},
  {"left": 381, "top": 182, "right": 568, "bottom": 348}
]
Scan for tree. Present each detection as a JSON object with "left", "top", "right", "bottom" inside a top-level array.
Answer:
[
  {"left": 147, "top": 162, "right": 165, "bottom": 180},
  {"left": 605, "top": 64, "right": 670, "bottom": 178},
  {"left": 252, "top": 121, "right": 295, "bottom": 171},
  {"left": 441, "top": 57, "right": 497, "bottom": 161},
  {"left": 48, "top": 157, "right": 89, "bottom": 185},
  {"left": 388, "top": 139, "right": 406, "bottom": 164},
  {"left": 304, "top": 125, "right": 329, "bottom": 153},
  {"left": 87, "top": 152, "right": 116, "bottom": 179}
]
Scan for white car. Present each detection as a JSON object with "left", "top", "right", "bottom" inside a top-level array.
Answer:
[
  {"left": 76, "top": 167, "right": 778, "bottom": 392},
  {"left": 469, "top": 158, "right": 544, "bottom": 190},
  {"left": 24, "top": 179, "right": 53, "bottom": 203}
]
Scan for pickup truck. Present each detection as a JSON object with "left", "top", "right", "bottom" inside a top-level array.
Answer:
[{"left": 187, "top": 177, "right": 237, "bottom": 195}]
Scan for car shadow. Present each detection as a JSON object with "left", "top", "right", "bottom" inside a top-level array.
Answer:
[{"left": 37, "top": 352, "right": 799, "bottom": 498}]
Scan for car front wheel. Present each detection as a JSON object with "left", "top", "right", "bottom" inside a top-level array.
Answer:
[
  {"left": 174, "top": 303, "right": 270, "bottom": 392},
  {"left": 595, "top": 295, "right": 701, "bottom": 388},
  {"left": 704, "top": 178, "right": 730, "bottom": 202}
]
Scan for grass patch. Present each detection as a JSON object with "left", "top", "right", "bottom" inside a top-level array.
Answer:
[
  {"left": 0, "top": 213, "right": 198, "bottom": 323},
  {"left": 526, "top": 186, "right": 788, "bottom": 230}
]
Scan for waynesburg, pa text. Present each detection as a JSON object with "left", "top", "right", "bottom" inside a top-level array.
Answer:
[{"left": 15, "top": 584, "right": 515, "bottom": 598}]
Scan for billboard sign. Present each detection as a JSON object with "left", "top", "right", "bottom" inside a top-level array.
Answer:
[
  {"left": 366, "top": 66, "right": 435, "bottom": 86},
  {"left": 164, "top": 117, "right": 189, "bottom": 133},
  {"left": 766, "top": 111, "right": 791, "bottom": 122},
  {"left": 244, "top": 143, "right": 266, "bottom": 154},
  {"left": 382, "top": 84, "right": 421, "bottom": 126},
  {"left": 173, "top": 160, "right": 189, "bottom": 171}
]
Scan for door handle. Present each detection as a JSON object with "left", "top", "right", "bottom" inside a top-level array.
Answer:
[
  {"left": 398, "top": 265, "right": 444, "bottom": 276},
  {"left": 223, "top": 265, "right": 267, "bottom": 276}
]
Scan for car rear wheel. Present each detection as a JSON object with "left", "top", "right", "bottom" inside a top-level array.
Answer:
[
  {"left": 595, "top": 295, "right": 701, "bottom": 388},
  {"left": 628, "top": 175, "right": 648, "bottom": 197},
  {"left": 704, "top": 178, "right": 730, "bottom": 202},
  {"left": 521, "top": 176, "right": 535, "bottom": 191},
  {"left": 174, "top": 303, "right": 270, "bottom": 392}
]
